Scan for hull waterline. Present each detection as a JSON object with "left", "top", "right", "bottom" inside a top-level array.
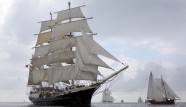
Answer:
[
  {"left": 29, "top": 85, "right": 100, "bottom": 107},
  {"left": 148, "top": 99, "right": 175, "bottom": 104}
]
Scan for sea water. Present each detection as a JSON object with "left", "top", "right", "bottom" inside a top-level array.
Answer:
[{"left": 0, "top": 102, "right": 186, "bottom": 107}]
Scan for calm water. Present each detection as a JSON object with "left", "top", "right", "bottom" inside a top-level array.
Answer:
[{"left": 0, "top": 102, "right": 185, "bottom": 107}]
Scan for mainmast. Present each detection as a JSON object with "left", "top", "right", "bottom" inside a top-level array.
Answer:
[{"left": 68, "top": 2, "right": 74, "bottom": 87}]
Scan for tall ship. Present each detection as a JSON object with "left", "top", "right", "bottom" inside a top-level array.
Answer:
[
  {"left": 146, "top": 72, "right": 180, "bottom": 104},
  {"left": 27, "top": 2, "right": 128, "bottom": 107},
  {"left": 102, "top": 89, "right": 115, "bottom": 103}
]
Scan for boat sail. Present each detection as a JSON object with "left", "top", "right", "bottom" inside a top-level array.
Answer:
[
  {"left": 146, "top": 72, "right": 180, "bottom": 104},
  {"left": 102, "top": 89, "right": 115, "bottom": 103},
  {"left": 138, "top": 96, "right": 143, "bottom": 103},
  {"left": 27, "top": 2, "right": 128, "bottom": 107}
]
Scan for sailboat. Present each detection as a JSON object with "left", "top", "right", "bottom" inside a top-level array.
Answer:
[
  {"left": 138, "top": 96, "right": 143, "bottom": 103},
  {"left": 146, "top": 72, "right": 180, "bottom": 104},
  {"left": 27, "top": 2, "right": 128, "bottom": 107},
  {"left": 121, "top": 99, "right": 124, "bottom": 103},
  {"left": 102, "top": 89, "right": 115, "bottom": 103}
]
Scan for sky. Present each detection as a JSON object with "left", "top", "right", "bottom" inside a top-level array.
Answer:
[{"left": 0, "top": 0, "right": 186, "bottom": 102}]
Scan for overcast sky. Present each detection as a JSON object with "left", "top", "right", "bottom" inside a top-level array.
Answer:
[{"left": 0, "top": 0, "right": 186, "bottom": 102}]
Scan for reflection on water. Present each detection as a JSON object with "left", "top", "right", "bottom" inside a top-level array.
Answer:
[{"left": 0, "top": 102, "right": 185, "bottom": 107}]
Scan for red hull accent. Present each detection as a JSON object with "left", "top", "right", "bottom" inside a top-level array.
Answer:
[{"left": 148, "top": 99, "right": 175, "bottom": 104}]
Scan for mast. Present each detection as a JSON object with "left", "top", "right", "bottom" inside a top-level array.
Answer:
[
  {"left": 68, "top": 2, "right": 72, "bottom": 37},
  {"left": 68, "top": 2, "right": 74, "bottom": 87}
]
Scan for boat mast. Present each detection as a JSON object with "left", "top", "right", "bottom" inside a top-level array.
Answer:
[
  {"left": 68, "top": 2, "right": 72, "bottom": 37},
  {"left": 68, "top": 2, "right": 75, "bottom": 87}
]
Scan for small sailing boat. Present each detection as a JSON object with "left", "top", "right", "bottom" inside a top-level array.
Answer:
[
  {"left": 102, "top": 89, "right": 115, "bottom": 103},
  {"left": 27, "top": 2, "right": 128, "bottom": 107},
  {"left": 138, "top": 96, "right": 143, "bottom": 103},
  {"left": 121, "top": 99, "right": 124, "bottom": 103},
  {"left": 146, "top": 72, "right": 180, "bottom": 104}
]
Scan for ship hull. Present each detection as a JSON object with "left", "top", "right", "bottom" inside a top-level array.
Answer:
[
  {"left": 148, "top": 99, "right": 175, "bottom": 104},
  {"left": 29, "top": 85, "right": 100, "bottom": 107}
]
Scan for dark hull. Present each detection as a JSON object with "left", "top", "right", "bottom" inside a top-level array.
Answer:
[
  {"left": 148, "top": 99, "right": 175, "bottom": 104},
  {"left": 29, "top": 85, "right": 100, "bottom": 107}
]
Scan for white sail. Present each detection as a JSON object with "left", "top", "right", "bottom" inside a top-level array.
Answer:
[
  {"left": 147, "top": 72, "right": 165, "bottom": 101},
  {"left": 47, "top": 64, "right": 98, "bottom": 85},
  {"left": 155, "top": 78, "right": 180, "bottom": 100},
  {"left": 102, "top": 89, "right": 114, "bottom": 102},
  {"left": 82, "top": 31, "right": 120, "bottom": 62},
  {"left": 32, "top": 68, "right": 48, "bottom": 84},
  {"left": 75, "top": 49, "right": 100, "bottom": 74},
  {"left": 46, "top": 65, "right": 75, "bottom": 84},
  {"left": 40, "top": 20, "right": 56, "bottom": 32},
  {"left": 49, "top": 37, "right": 76, "bottom": 53},
  {"left": 76, "top": 37, "right": 111, "bottom": 69},
  {"left": 138, "top": 96, "right": 143, "bottom": 103},
  {"left": 31, "top": 49, "right": 74, "bottom": 68},
  {"left": 36, "top": 31, "right": 52, "bottom": 46},
  {"left": 56, "top": 6, "right": 85, "bottom": 23},
  {"left": 53, "top": 19, "right": 92, "bottom": 39},
  {"left": 34, "top": 45, "right": 49, "bottom": 57}
]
